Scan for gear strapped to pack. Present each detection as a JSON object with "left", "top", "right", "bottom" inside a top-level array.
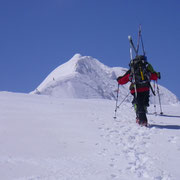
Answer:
[
  {"left": 129, "top": 55, "right": 151, "bottom": 85},
  {"left": 128, "top": 25, "right": 156, "bottom": 96}
]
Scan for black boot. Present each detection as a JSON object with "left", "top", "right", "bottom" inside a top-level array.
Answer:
[{"left": 138, "top": 112, "right": 148, "bottom": 126}]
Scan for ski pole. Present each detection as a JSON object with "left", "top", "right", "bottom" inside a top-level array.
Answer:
[
  {"left": 156, "top": 81, "right": 163, "bottom": 115},
  {"left": 117, "top": 92, "right": 130, "bottom": 108},
  {"left": 153, "top": 81, "right": 157, "bottom": 115},
  {"left": 114, "top": 84, "right": 120, "bottom": 119}
]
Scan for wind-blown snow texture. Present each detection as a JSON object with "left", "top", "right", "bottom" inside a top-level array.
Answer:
[
  {"left": 32, "top": 54, "right": 179, "bottom": 104},
  {"left": 1, "top": 91, "right": 180, "bottom": 180}
]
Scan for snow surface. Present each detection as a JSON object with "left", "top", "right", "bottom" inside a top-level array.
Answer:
[
  {"left": 1, "top": 91, "right": 180, "bottom": 180},
  {"left": 32, "top": 54, "right": 179, "bottom": 104}
]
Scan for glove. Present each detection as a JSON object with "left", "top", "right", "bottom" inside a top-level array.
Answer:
[{"left": 157, "top": 72, "right": 161, "bottom": 79}]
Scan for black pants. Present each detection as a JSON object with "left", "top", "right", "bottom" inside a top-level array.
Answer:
[{"left": 132, "top": 91, "right": 150, "bottom": 124}]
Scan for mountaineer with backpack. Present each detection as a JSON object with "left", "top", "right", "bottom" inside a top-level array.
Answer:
[
  {"left": 116, "top": 26, "right": 161, "bottom": 126},
  {"left": 117, "top": 55, "right": 160, "bottom": 126}
]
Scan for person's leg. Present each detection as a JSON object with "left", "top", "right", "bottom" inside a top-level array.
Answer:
[
  {"left": 136, "top": 92, "right": 148, "bottom": 125},
  {"left": 132, "top": 94, "right": 138, "bottom": 120}
]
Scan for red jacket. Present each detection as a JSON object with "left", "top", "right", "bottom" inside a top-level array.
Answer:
[{"left": 117, "top": 70, "right": 158, "bottom": 94}]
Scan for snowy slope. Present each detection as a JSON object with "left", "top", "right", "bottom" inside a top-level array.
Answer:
[
  {"left": 1, "top": 91, "right": 180, "bottom": 180},
  {"left": 32, "top": 54, "right": 179, "bottom": 104}
]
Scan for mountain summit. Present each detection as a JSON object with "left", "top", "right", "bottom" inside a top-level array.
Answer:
[
  {"left": 32, "top": 54, "right": 178, "bottom": 104},
  {"left": 32, "top": 54, "right": 124, "bottom": 99}
]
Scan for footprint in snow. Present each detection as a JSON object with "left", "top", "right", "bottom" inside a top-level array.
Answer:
[{"left": 168, "top": 136, "right": 178, "bottom": 144}]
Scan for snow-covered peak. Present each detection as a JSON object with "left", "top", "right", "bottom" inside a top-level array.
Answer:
[
  {"left": 71, "top": 53, "right": 83, "bottom": 59},
  {"left": 34, "top": 54, "right": 84, "bottom": 91},
  {"left": 31, "top": 54, "right": 179, "bottom": 104},
  {"left": 32, "top": 54, "right": 120, "bottom": 99}
]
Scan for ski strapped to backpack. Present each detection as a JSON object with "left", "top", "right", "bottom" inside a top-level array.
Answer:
[
  {"left": 136, "top": 25, "right": 145, "bottom": 56},
  {"left": 128, "top": 25, "right": 145, "bottom": 57},
  {"left": 129, "top": 42, "right": 138, "bottom": 98},
  {"left": 128, "top": 25, "right": 156, "bottom": 96}
]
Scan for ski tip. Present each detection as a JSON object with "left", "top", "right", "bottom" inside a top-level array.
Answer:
[{"left": 128, "top": 35, "right": 132, "bottom": 40}]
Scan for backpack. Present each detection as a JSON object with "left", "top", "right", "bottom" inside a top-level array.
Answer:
[{"left": 129, "top": 55, "right": 151, "bottom": 84}]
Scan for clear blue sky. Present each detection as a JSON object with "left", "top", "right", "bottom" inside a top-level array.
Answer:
[{"left": 0, "top": 0, "right": 180, "bottom": 99}]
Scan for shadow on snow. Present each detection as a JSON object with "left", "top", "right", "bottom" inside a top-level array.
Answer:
[
  {"left": 148, "top": 113, "right": 180, "bottom": 118},
  {"left": 149, "top": 124, "right": 180, "bottom": 130},
  {"left": 160, "top": 114, "right": 180, "bottom": 118}
]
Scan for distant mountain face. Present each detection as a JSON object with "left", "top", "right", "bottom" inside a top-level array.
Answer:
[{"left": 31, "top": 54, "right": 179, "bottom": 104}]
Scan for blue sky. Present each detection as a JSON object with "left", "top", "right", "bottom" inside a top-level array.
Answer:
[{"left": 0, "top": 0, "right": 180, "bottom": 99}]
